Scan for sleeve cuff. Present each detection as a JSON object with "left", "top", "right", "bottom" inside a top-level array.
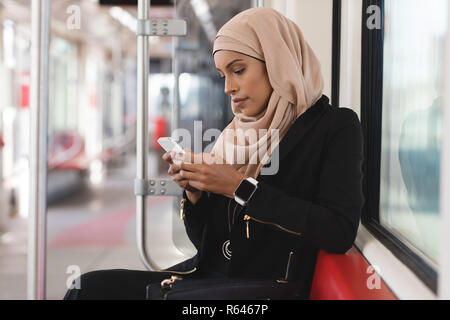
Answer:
[{"left": 181, "top": 191, "right": 209, "bottom": 220}]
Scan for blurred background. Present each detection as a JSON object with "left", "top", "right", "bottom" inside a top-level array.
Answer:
[
  {"left": 0, "top": 0, "right": 250, "bottom": 299},
  {"left": 0, "top": 0, "right": 448, "bottom": 300}
]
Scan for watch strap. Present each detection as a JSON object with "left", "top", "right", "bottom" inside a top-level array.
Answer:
[{"left": 246, "top": 177, "right": 258, "bottom": 186}]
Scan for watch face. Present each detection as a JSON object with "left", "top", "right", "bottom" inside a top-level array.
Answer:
[{"left": 235, "top": 179, "right": 256, "bottom": 201}]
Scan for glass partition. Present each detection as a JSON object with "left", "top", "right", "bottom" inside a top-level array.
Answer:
[{"left": 379, "top": 0, "right": 447, "bottom": 268}]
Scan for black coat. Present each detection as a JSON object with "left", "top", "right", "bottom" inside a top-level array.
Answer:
[{"left": 171, "top": 95, "right": 364, "bottom": 298}]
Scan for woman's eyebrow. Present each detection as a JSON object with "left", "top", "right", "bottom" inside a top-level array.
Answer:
[{"left": 216, "top": 59, "right": 245, "bottom": 72}]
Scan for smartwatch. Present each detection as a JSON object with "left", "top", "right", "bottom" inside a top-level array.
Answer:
[{"left": 233, "top": 177, "right": 259, "bottom": 206}]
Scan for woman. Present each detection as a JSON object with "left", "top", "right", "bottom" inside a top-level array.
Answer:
[{"left": 64, "top": 7, "right": 363, "bottom": 300}]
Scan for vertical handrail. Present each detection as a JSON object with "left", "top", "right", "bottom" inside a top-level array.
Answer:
[
  {"left": 136, "top": 0, "right": 163, "bottom": 271},
  {"left": 252, "top": 0, "right": 265, "bottom": 7},
  {"left": 28, "top": 0, "right": 50, "bottom": 300},
  {"left": 171, "top": 35, "right": 180, "bottom": 134}
]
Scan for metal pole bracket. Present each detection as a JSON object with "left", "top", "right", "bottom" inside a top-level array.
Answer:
[
  {"left": 134, "top": 178, "right": 183, "bottom": 196},
  {"left": 136, "top": 19, "right": 187, "bottom": 37}
]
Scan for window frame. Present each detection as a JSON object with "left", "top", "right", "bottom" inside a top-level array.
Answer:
[
  {"left": 360, "top": 0, "right": 438, "bottom": 293},
  {"left": 332, "top": 0, "right": 341, "bottom": 108}
]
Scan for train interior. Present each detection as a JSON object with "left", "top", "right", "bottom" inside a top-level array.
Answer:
[{"left": 0, "top": 0, "right": 449, "bottom": 300}]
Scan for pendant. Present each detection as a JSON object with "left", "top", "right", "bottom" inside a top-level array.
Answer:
[{"left": 222, "top": 240, "right": 232, "bottom": 260}]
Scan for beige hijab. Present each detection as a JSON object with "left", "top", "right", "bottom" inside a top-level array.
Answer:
[{"left": 210, "top": 7, "right": 324, "bottom": 178}]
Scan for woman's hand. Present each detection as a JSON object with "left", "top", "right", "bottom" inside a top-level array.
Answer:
[
  {"left": 162, "top": 150, "right": 201, "bottom": 193},
  {"left": 178, "top": 152, "right": 247, "bottom": 198}
]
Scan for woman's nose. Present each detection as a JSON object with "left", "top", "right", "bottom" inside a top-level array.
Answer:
[{"left": 224, "top": 77, "right": 238, "bottom": 95}]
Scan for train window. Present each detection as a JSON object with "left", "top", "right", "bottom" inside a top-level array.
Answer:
[
  {"left": 2, "top": 20, "right": 16, "bottom": 68},
  {"left": 380, "top": 0, "right": 446, "bottom": 267},
  {"left": 361, "top": 0, "right": 447, "bottom": 292},
  {"left": 50, "top": 38, "right": 78, "bottom": 131}
]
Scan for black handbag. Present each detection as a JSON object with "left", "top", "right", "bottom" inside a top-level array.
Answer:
[{"left": 146, "top": 278, "right": 299, "bottom": 300}]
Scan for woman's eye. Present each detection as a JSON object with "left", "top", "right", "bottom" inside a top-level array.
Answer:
[{"left": 218, "top": 68, "right": 244, "bottom": 80}]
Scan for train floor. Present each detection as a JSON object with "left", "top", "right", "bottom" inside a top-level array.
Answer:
[{"left": 0, "top": 152, "right": 192, "bottom": 299}]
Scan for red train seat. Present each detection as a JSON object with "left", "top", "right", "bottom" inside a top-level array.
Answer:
[{"left": 309, "top": 247, "right": 397, "bottom": 300}]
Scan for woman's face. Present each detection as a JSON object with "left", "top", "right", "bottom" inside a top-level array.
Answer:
[{"left": 214, "top": 50, "right": 273, "bottom": 117}]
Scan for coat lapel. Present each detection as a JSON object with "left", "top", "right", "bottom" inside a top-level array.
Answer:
[{"left": 262, "top": 95, "right": 331, "bottom": 169}]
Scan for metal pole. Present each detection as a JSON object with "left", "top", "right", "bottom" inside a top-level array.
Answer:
[
  {"left": 136, "top": 0, "right": 163, "bottom": 271},
  {"left": 28, "top": 0, "right": 50, "bottom": 300},
  {"left": 252, "top": 0, "right": 265, "bottom": 8},
  {"left": 171, "top": 36, "right": 180, "bottom": 134}
]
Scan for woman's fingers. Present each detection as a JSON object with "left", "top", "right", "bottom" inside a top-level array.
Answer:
[
  {"left": 167, "top": 150, "right": 210, "bottom": 192},
  {"left": 166, "top": 150, "right": 204, "bottom": 192},
  {"left": 168, "top": 163, "right": 181, "bottom": 176},
  {"left": 172, "top": 173, "right": 201, "bottom": 192},
  {"left": 162, "top": 151, "right": 174, "bottom": 165},
  {"left": 179, "top": 169, "right": 196, "bottom": 180},
  {"left": 180, "top": 161, "right": 203, "bottom": 173},
  {"left": 175, "top": 149, "right": 200, "bottom": 164},
  {"left": 172, "top": 172, "right": 185, "bottom": 183},
  {"left": 172, "top": 155, "right": 183, "bottom": 166},
  {"left": 187, "top": 179, "right": 203, "bottom": 190}
]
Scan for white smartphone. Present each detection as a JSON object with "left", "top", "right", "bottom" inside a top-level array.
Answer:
[{"left": 157, "top": 137, "right": 186, "bottom": 154}]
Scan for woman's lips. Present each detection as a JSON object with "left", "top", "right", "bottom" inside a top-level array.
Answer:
[{"left": 233, "top": 98, "right": 248, "bottom": 108}]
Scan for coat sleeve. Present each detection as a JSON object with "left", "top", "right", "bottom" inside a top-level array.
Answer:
[
  {"left": 245, "top": 109, "right": 364, "bottom": 254},
  {"left": 181, "top": 191, "right": 211, "bottom": 251}
]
